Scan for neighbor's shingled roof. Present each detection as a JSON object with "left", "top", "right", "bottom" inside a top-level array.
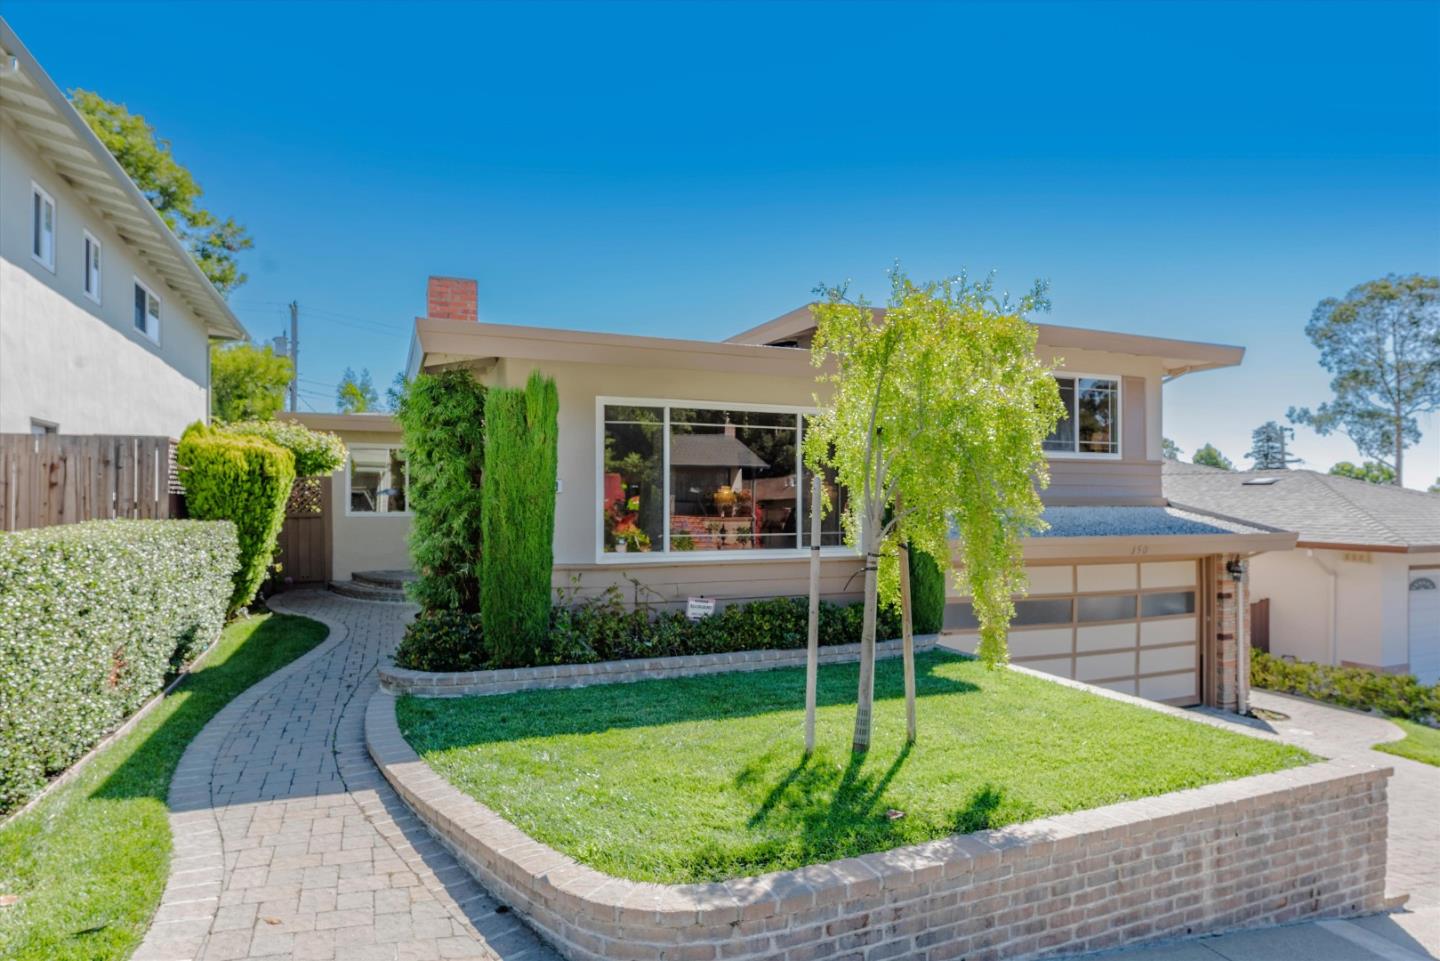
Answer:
[
  {"left": 1162, "top": 460, "right": 1440, "bottom": 552},
  {"left": 668, "top": 433, "right": 770, "bottom": 469}
]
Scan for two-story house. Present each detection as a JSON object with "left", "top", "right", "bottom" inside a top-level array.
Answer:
[
  {"left": 299, "top": 277, "right": 1292, "bottom": 715},
  {"left": 0, "top": 19, "right": 245, "bottom": 437}
]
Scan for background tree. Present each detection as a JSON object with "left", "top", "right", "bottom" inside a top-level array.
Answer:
[
  {"left": 1192, "top": 444, "right": 1233, "bottom": 470},
  {"left": 72, "top": 90, "right": 252, "bottom": 295},
  {"left": 806, "top": 270, "right": 1063, "bottom": 753},
  {"left": 1162, "top": 437, "right": 1182, "bottom": 460},
  {"left": 1289, "top": 274, "right": 1440, "bottom": 486},
  {"left": 1328, "top": 461, "right": 1397, "bottom": 485},
  {"left": 385, "top": 373, "right": 408, "bottom": 411},
  {"left": 337, "top": 368, "right": 379, "bottom": 413},
  {"left": 210, "top": 342, "right": 293, "bottom": 423},
  {"left": 1246, "top": 421, "right": 1301, "bottom": 470},
  {"left": 1430, "top": 478, "right": 1440, "bottom": 494}
]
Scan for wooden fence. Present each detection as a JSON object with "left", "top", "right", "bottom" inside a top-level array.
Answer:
[{"left": 0, "top": 434, "right": 180, "bottom": 532}]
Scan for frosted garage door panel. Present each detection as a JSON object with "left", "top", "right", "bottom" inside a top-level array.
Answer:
[
  {"left": 1010, "top": 628, "right": 1074, "bottom": 658},
  {"left": 1076, "top": 651, "right": 1135, "bottom": 681},
  {"left": 1140, "top": 645, "right": 1196, "bottom": 674},
  {"left": 1140, "top": 672, "right": 1198, "bottom": 702},
  {"left": 1026, "top": 565, "right": 1075, "bottom": 595},
  {"left": 1077, "top": 623, "right": 1137, "bottom": 653},
  {"left": 1141, "top": 617, "right": 1196, "bottom": 646},
  {"left": 1077, "top": 564, "right": 1137, "bottom": 593}
]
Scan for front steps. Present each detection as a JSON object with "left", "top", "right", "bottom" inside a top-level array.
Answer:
[{"left": 328, "top": 569, "right": 416, "bottom": 603}]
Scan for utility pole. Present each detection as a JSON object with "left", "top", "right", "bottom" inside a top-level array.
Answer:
[{"left": 288, "top": 301, "right": 299, "bottom": 413}]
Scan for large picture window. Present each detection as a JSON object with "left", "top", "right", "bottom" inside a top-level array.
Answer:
[
  {"left": 600, "top": 401, "right": 843, "bottom": 556},
  {"left": 1043, "top": 375, "right": 1120, "bottom": 455},
  {"left": 348, "top": 447, "right": 408, "bottom": 515}
]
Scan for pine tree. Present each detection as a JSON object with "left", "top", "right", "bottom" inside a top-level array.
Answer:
[{"left": 1247, "top": 421, "right": 1301, "bottom": 470}]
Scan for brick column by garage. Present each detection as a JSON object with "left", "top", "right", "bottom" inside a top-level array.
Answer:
[{"left": 1208, "top": 553, "right": 1250, "bottom": 713}]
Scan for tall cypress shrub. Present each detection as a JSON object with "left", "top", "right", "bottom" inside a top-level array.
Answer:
[
  {"left": 177, "top": 422, "right": 295, "bottom": 614},
  {"left": 482, "top": 371, "right": 559, "bottom": 666},
  {"left": 908, "top": 548, "right": 946, "bottom": 635},
  {"left": 395, "top": 372, "right": 488, "bottom": 613}
]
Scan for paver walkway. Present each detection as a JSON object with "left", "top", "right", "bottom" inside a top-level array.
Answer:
[{"left": 134, "top": 590, "right": 558, "bottom": 961}]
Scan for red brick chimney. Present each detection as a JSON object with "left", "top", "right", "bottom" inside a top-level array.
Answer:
[{"left": 426, "top": 276, "right": 478, "bottom": 322}]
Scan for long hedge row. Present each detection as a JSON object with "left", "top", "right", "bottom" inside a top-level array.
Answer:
[
  {"left": 1251, "top": 649, "right": 1440, "bottom": 723},
  {"left": 0, "top": 519, "right": 239, "bottom": 814},
  {"left": 395, "top": 589, "right": 905, "bottom": 672}
]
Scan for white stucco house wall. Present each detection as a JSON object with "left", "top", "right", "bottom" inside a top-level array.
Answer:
[
  {"left": 1165, "top": 461, "right": 1440, "bottom": 683},
  {"left": 0, "top": 18, "right": 245, "bottom": 438}
]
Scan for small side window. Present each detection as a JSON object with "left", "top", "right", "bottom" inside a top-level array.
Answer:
[
  {"left": 31, "top": 183, "right": 55, "bottom": 271},
  {"left": 83, "top": 232, "right": 102, "bottom": 303},
  {"left": 133, "top": 279, "right": 161, "bottom": 342}
]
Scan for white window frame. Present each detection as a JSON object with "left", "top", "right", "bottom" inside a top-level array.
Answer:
[
  {"left": 343, "top": 444, "right": 412, "bottom": 517},
  {"left": 31, "top": 182, "right": 55, "bottom": 272},
  {"left": 83, "top": 230, "right": 102, "bottom": 304},
  {"left": 132, "top": 277, "right": 161, "bottom": 344},
  {"left": 594, "top": 395, "right": 858, "bottom": 564},
  {"left": 1044, "top": 372, "right": 1123, "bottom": 460},
  {"left": 29, "top": 418, "right": 58, "bottom": 436}
]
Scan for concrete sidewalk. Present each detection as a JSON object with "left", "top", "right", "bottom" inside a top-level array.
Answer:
[{"left": 1078, "top": 910, "right": 1438, "bottom": 960}]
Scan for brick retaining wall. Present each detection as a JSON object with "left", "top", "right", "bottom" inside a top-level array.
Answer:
[
  {"left": 380, "top": 636, "right": 937, "bottom": 697},
  {"left": 367, "top": 689, "right": 1390, "bottom": 961}
]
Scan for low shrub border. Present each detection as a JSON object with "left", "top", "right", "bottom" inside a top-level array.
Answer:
[
  {"left": 0, "top": 519, "right": 238, "bottom": 815},
  {"left": 1251, "top": 649, "right": 1440, "bottom": 723},
  {"left": 395, "top": 590, "right": 904, "bottom": 673},
  {"left": 367, "top": 679, "right": 1390, "bottom": 961}
]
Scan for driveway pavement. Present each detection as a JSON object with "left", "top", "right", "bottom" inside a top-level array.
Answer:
[{"left": 1069, "top": 689, "right": 1440, "bottom": 961}]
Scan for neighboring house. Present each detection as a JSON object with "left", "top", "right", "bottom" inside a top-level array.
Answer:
[
  {"left": 287, "top": 411, "right": 412, "bottom": 584},
  {"left": 1165, "top": 460, "right": 1440, "bottom": 683},
  {"left": 0, "top": 20, "right": 245, "bottom": 437},
  {"left": 298, "top": 275, "right": 1287, "bottom": 714}
]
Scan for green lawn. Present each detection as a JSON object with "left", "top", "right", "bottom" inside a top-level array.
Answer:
[
  {"left": 399, "top": 650, "right": 1314, "bottom": 884},
  {"left": 1374, "top": 718, "right": 1440, "bottom": 767},
  {"left": 0, "top": 613, "right": 328, "bottom": 961}
]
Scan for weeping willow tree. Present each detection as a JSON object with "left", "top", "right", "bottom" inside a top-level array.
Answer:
[{"left": 804, "top": 270, "right": 1064, "bottom": 753}]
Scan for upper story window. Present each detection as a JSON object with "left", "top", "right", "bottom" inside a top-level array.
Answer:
[
  {"left": 133, "top": 279, "right": 160, "bottom": 342},
  {"left": 1044, "top": 375, "right": 1120, "bottom": 456},
  {"left": 83, "top": 231, "right": 102, "bottom": 303},
  {"left": 347, "top": 447, "right": 408, "bottom": 515},
  {"left": 31, "top": 183, "right": 55, "bottom": 271},
  {"left": 600, "top": 401, "right": 846, "bottom": 556}
]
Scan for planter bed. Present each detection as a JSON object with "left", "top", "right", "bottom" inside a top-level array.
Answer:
[
  {"left": 380, "top": 635, "right": 935, "bottom": 697},
  {"left": 368, "top": 651, "right": 1390, "bottom": 961}
]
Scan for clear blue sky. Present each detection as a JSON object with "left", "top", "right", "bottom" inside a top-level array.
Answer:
[{"left": 8, "top": 1, "right": 1440, "bottom": 486}]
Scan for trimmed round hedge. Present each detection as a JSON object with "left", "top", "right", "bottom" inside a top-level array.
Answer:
[{"left": 0, "top": 519, "right": 239, "bottom": 814}]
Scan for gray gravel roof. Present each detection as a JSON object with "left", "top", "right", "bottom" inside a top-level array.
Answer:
[
  {"left": 668, "top": 433, "right": 770, "bottom": 469},
  {"left": 1034, "top": 505, "right": 1268, "bottom": 538},
  {"left": 1162, "top": 460, "right": 1440, "bottom": 550}
]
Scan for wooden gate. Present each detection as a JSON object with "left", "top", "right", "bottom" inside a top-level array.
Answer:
[
  {"left": 275, "top": 476, "right": 332, "bottom": 586},
  {"left": 0, "top": 433, "right": 179, "bottom": 531},
  {"left": 1250, "top": 598, "right": 1271, "bottom": 654}
]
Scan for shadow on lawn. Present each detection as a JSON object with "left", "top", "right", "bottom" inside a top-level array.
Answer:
[
  {"left": 723, "top": 745, "right": 1011, "bottom": 872},
  {"left": 400, "top": 650, "right": 981, "bottom": 747}
]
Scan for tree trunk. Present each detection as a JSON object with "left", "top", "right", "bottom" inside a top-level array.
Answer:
[
  {"left": 898, "top": 537, "right": 917, "bottom": 744},
  {"left": 852, "top": 512, "right": 879, "bottom": 754},
  {"left": 1395, "top": 403, "right": 1405, "bottom": 486},
  {"left": 805, "top": 473, "right": 821, "bottom": 755}
]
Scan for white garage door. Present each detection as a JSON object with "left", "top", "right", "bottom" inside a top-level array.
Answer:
[
  {"left": 940, "top": 560, "right": 1201, "bottom": 705},
  {"left": 1409, "top": 571, "right": 1440, "bottom": 684}
]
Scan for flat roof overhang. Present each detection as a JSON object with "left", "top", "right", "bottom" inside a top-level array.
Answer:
[
  {"left": 725, "top": 306, "right": 1246, "bottom": 378},
  {"left": 409, "top": 317, "right": 820, "bottom": 379},
  {"left": 288, "top": 412, "right": 401, "bottom": 434},
  {"left": 1019, "top": 529, "right": 1298, "bottom": 562}
]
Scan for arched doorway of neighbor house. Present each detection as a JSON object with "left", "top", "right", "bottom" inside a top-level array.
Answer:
[{"left": 1409, "top": 570, "right": 1440, "bottom": 684}]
